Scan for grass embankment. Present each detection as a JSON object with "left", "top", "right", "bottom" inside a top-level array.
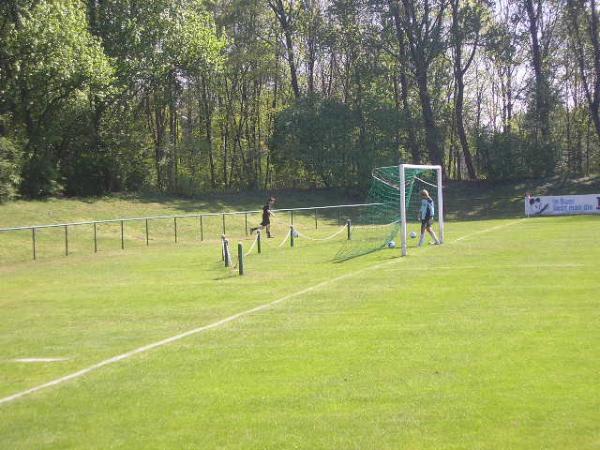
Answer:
[{"left": 1, "top": 175, "right": 599, "bottom": 263}]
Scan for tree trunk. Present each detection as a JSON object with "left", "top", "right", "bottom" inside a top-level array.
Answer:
[
  {"left": 450, "top": 0, "right": 477, "bottom": 179},
  {"left": 269, "top": 0, "right": 301, "bottom": 99},
  {"left": 200, "top": 74, "right": 216, "bottom": 188},
  {"left": 524, "top": 0, "right": 551, "bottom": 145},
  {"left": 390, "top": 0, "right": 419, "bottom": 163}
]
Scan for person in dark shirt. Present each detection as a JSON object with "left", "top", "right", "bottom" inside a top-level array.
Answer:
[{"left": 250, "top": 197, "right": 276, "bottom": 238}]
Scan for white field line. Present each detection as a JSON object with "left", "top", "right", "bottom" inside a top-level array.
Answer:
[
  {"left": 11, "top": 358, "right": 70, "bottom": 363},
  {"left": 452, "top": 219, "right": 527, "bottom": 242},
  {"left": 380, "top": 263, "right": 584, "bottom": 272},
  {"left": 0, "top": 218, "right": 524, "bottom": 407}
]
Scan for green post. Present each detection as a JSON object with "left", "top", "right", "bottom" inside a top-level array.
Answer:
[
  {"left": 145, "top": 219, "right": 149, "bottom": 246},
  {"left": 120, "top": 220, "right": 124, "bottom": 250},
  {"left": 64, "top": 225, "right": 69, "bottom": 256},
  {"left": 347, "top": 219, "right": 352, "bottom": 240},
  {"left": 200, "top": 216, "right": 204, "bottom": 241},
  {"left": 94, "top": 222, "right": 98, "bottom": 252},
  {"left": 238, "top": 242, "right": 244, "bottom": 275},
  {"left": 174, "top": 217, "right": 178, "bottom": 243},
  {"left": 290, "top": 225, "right": 295, "bottom": 247},
  {"left": 32, "top": 228, "right": 36, "bottom": 260},
  {"left": 257, "top": 230, "right": 262, "bottom": 254}
]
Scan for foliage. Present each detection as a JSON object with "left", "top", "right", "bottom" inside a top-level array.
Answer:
[
  {"left": 0, "top": 136, "right": 21, "bottom": 202},
  {"left": 271, "top": 96, "right": 359, "bottom": 187},
  {"left": 0, "top": 0, "right": 599, "bottom": 200}
]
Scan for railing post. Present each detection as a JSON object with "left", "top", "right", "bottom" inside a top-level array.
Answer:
[
  {"left": 347, "top": 219, "right": 352, "bottom": 240},
  {"left": 290, "top": 225, "right": 295, "bottom": 248},
  {"left": 238, "top": 242, "right": 244, "bottom": 275},
  {"left": 245, "top": 213, "right": 248, "bottom": 236},
  {"left": 94, "top": 222, "right": 98, "bottom": 252},
  {"left": 145, "top": 219, "right": 149, "bottom": 246},
  {"left": 64, "top": 225, "right": 69, "bottom": 256},
  {"left": 257, "top": 230, "right": 262, "bottom": 254},
  {"left": 314, "top": 209, "right": 318, "bottom": 229},
  {"left": 222, "top": 214, "right": 226, "bottom": 235},
  {"left": 174, "top": 217, "right": 178, "bottom": 243},
  {"left": 200, "top": 216, "right": 204, "bottom": 241},
  {"left": 32, "top": 228, "right": 36, "bottom": 260},
  {"left": 120, "top": 220, "right": 124, "bottom": 250}
]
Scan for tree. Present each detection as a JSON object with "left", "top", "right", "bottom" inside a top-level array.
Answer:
[
  {"left": 449, "top": 0, "right": 484, "bottom": 179},
  {"left": 399, "top": 0, "right": 448, "bottom": 170}
]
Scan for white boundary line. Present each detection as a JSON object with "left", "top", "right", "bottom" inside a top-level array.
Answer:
[
  {"left": 0, "top": 219, "right": 525, "bottom": 407},
  {"left": 11, "top": 358, "right": 70, "bottom": 363},
  {"left": 453, "top": 219, "right": 526, "bottom": 242}
]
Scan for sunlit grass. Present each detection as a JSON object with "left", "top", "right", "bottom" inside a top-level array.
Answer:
[{"left": 0, "top": 214, "right": 598, "bottom": 448}]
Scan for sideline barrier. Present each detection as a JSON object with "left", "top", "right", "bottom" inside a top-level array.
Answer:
[
  {"left": 0, "top": 202, "right": 382, "bottom": 262},
  {"left": 221, "top": 220, "right": 353, "bottom": 276}
]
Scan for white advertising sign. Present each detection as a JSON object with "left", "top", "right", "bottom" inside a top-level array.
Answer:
[{"left": 525, "top": 194, "right": 600, "bottom": 216}]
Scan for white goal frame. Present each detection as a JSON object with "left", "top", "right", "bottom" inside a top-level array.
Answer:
[{"left": 399, "top": 164, "right": 444, "bottom": 256}]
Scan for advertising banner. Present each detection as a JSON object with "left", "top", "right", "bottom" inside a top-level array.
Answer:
[{"left": 525, "top": 194, "right": 600, "bottom": 216}]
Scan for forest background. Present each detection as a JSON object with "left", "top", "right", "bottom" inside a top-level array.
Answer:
[{"left": 1, "top": 0, "right": 599, "bottom": 201}]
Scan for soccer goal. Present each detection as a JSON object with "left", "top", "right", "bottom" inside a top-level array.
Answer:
[{"left": 335, "top": 164, "right": 444, "bottom": 261}]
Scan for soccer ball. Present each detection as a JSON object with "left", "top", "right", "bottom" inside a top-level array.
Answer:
[
  {"left": 387, "top": 240, "right": 396, "bottom": 249},
  {"left": 410, "top": 231, "right": 417, "bottom": 239}
]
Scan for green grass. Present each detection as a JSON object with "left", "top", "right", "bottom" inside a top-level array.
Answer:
[{"left": 0, "top": 180, "right": 599, "bottom": 448}]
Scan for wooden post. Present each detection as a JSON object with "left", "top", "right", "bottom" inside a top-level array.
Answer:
[
  {"left": 120, "top": 220, "right": 124, "bottom": 250},
  {"left": 245, "top": 213, "right": 248, "bottom": 236},
  {"left": 174, "top": 217, "right": 178, "bottom": 243},
  {"left": 238, "top": 242, "right": 244, "bottom": 275},
  {"left": 290, "top": 225, "right": 295, "bottom": 247},
  {"left": 200, "top": 216, "right": 204, "bottom": 241},
  {"left": 290, "top": 210, "right": 294, "bottom": 225},
  {"left": 145, "top": 219, "right": 149, "bottom": 246},
  {"left": 314, "top": 209, "right": 318, "bottom": 229},
  {"left": 94, "top": 222, "right": 98, "bottom": 252},
  {"left": 347, "top": 219, "right": 352, "bottom": 240},
  {"left": 222, "top": 214, "right": 226, "bottom": 235}
]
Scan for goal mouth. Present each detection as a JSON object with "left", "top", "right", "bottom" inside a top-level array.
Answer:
[{"left": 334, "top": 164, "right": 444, "bottom": 262}]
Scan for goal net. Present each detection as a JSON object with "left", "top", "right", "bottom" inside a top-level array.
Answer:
[{"left": 334, "top": 164, "right": 444, "bottom": 261}]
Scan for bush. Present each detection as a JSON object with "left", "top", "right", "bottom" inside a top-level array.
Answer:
[{"left": 0, "top": 137, "right": 22, "bottom": 202}]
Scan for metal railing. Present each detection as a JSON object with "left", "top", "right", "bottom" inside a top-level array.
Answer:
[{"left": 0, "top": 202, "right": 381, "bottom": 261}]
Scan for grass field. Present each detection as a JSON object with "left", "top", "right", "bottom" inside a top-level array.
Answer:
[{"left": 1, "top": 181, "right": 599, "bottom": 448}]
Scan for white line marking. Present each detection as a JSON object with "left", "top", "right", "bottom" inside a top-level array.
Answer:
[
  {"left": 11, "top": 358, "right": 70, "bottom": 363},
  {"left": 452, "top": 219, "right": 526, "bottom": 242},
  {"left": 380, "top": 263, "right": 584, "bottom": 272},
  {"left": 0, "top": 219, "right": 525, "bottom": 407}
]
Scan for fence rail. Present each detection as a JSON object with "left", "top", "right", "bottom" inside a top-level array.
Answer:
[{"left": 0, "top": 202, "right": 382, "bottom": 261}]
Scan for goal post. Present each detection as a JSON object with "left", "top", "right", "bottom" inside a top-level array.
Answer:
[
  {"left": 334, "top": 163, "right": 444, "bottom": 261},
  {"left": 398, "top": 164, "right": 444, "bottom": 256}
]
